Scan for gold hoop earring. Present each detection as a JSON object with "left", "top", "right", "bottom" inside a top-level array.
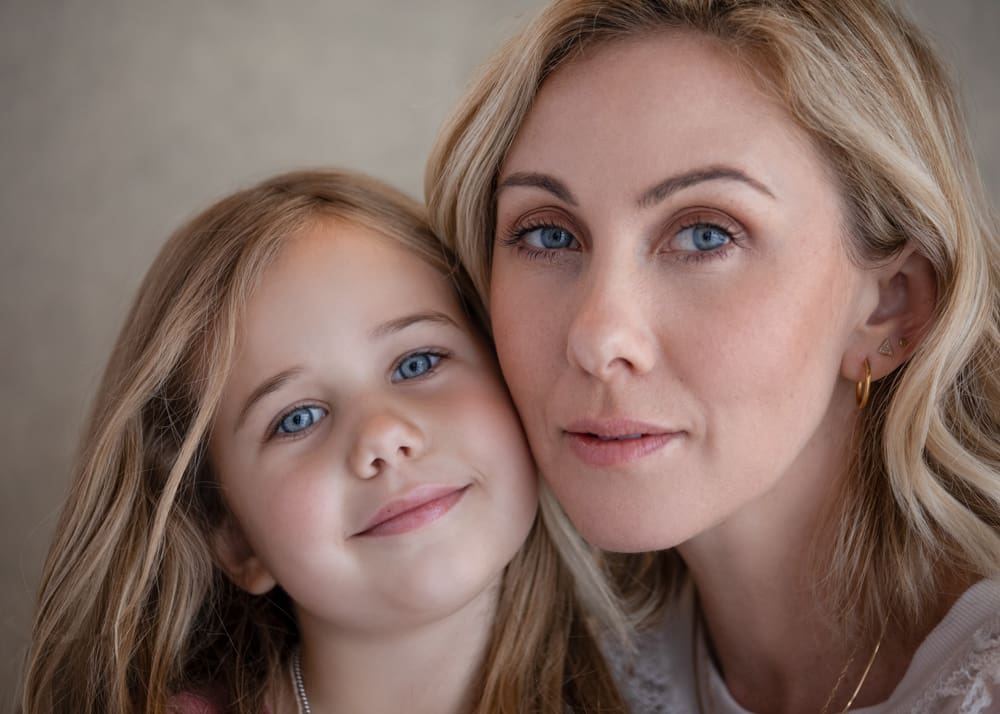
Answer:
[{"left": 855, "top": 359, "right": 872, "bottom": 411}]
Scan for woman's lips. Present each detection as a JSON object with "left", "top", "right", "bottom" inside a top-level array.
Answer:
[
  {"left": 564, "top": 419, "right": 681, "bottom": 467},
  {"left": 355, "top": 485, "right": 469, "bottom": 537}
]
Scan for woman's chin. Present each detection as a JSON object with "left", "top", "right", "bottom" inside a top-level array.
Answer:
[{"left": 556, "top": 494, "right": 697, "bottom": 553}]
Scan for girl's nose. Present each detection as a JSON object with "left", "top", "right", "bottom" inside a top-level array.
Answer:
[
  {"left": 348, "top": 411, "right": 426, "bottom": 479},
  {"left": 565, "top": 268, "right": 656, "bottom": 381}
]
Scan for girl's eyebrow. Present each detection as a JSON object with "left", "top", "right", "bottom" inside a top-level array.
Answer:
[
  {"left": 369, "top": 310, "right": 460, "bottom": 339},
  {"left": 233, "top": 312, "right": 460, "bottom": 435},
  {"left": 234, "top": 367, "right": 303, "bottom": 434}
]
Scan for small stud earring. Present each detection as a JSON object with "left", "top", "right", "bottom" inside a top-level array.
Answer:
[
  {"left": 898, "top": 337, "right": 909, "bottom": 349},
  {"left": 878, "top": 338, "right": 894, "bottom": 357}
]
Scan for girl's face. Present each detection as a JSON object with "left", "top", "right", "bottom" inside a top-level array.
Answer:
[
  {"left": 210, "top": 218, "right": 537, "bottom": 635},
  {"left": 491, "top": 33, "right": 879, "bottom": 552}
]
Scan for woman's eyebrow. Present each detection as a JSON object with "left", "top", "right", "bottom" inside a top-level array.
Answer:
[
  {"left": 369, "top": 311, "right": 460, "bottom": 339},
  {"left": 496, "top": 172, "right": 578, "bottom": 205},
  {"left": 637, "top": 166, "right": 777, "bottom": 208},
  {"left": 495, "top": 166, "right": 775, "bottom": 208}
]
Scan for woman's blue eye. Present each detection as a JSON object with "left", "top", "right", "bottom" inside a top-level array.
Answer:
[
  {"left": 522, "top": 226, "right": 578, "bottom": 250},
  {"left": 675, "top": 224, "right": 732, "bottom": 252},
  {"left": 275, "top": 406, "right": 327, "bottom": 435},
  {"left": 392, "top": 352, "right": 442, "bottom": 382}
]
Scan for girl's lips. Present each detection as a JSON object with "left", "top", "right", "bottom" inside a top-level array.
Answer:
[
  {"left": 564, "top": 419, "right": 681, "bottom": 467},
  {"left": 354, "top": 485, "right": 469, "bottom": 537}
]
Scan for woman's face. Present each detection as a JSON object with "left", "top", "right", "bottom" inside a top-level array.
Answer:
[{"left": 491, "top": 33, "right": 878, "bottom": 552}]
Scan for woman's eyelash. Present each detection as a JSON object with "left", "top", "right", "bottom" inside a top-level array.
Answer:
[
  {"left": 500, "top": 212, "right": 745, "bottom": 264},
  {"left": 673, "top": 246, "right": 732, "bottom": 264},
  {"left": 499, "top": 220, "right": 576, "bottom": 261},
  {"left": 666, "top": 214, "right": 744, "bottom": 264},
  {"left": 500, "top": 219, "right": 560, "bottom": 245},
  {"left": 675, "top": 216, "right": 740, "bottom": 237}
]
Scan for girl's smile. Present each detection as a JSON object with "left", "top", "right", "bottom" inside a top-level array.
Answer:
[{"left": 353, "top": 484, "right": 470, "bottom": 537}]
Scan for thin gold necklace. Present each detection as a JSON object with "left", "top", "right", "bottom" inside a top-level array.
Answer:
[
  {"left": 691, "top": 594, "right": 888, "bottom": 714},
  {"left": 819, "top": 615, "right": 889, "bottom": 714}
]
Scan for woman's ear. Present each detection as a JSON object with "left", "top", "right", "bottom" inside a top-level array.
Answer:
[
  {"left": 212, "top": 516, "right": 278, "bottom": 595},
  {"left": 842, "top": 245, "right": 937, "bottom": 382}
]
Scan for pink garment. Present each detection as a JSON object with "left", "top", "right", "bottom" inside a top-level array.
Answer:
[
  {"left": 168, "top": 692, "right": 222, "bottom": 714},
  {"left": 168, "top": 691, "right": 273, "bottom": 714}
]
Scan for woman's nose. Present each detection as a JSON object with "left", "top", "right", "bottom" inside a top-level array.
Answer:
[
  {"left": 565, "top": 267, "right": 656, "bottom": 380},
  {"left": 348, "top": 411, "right": 426, "bottom": 479}
]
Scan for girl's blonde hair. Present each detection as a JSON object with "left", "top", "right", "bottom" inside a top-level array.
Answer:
[
  {"left": 426, "top": 0, "right": 1000, "bottom": 636},
  {"left": 21, "top": 169, "right": 627, "bottom": 713}
]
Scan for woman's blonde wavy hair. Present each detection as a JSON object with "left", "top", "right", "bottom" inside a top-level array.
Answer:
[
  {"left": 21, "top": 169, "right": 627, "bottom": 714},
  {"left": 426, "top": 0, "right": 1000, "bottom": 636}
]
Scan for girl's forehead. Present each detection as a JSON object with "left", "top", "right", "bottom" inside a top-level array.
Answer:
[
  {"left": 267, "top": 219, "right": 446, "bottom": 291},
  {"left": 244, "top": 218, "right": 469, "bottom": 342}
]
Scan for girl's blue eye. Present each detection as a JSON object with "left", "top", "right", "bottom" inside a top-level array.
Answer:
[
  {"left": 674, "top": 224, "right": 732, "bottom": 252},
  {"left": 275, "top": 405, "right": 327, "bottom": 435},
  {"left": 522, "top": 226, "right": 578, "bottom": 250},
  {"left": 392, "top": 352, "right": 442, "bottom": 382}
]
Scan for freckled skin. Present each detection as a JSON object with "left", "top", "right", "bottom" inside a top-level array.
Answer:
[{"left": 491, "top": 33, "right": 875, "bottom": 553}]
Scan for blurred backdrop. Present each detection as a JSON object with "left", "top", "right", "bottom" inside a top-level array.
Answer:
[{"left": 1, "top": 0, "right": 997, "bottom": 707}]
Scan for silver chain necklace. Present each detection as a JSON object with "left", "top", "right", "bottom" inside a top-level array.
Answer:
[{"left": 292, "top": 649, "right": 312, "bottom": 714}]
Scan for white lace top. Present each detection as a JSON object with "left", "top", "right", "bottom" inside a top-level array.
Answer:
[{"left": 610, "top": 578, "right": 1000, "bottom": 714}]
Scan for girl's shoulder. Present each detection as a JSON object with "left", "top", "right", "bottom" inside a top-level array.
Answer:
[
  {"left": 168, "top": 683, "right": 278, "bottom": 714},
  {"left": 168, "top": 691, "right": 225, "bottom": 714}
]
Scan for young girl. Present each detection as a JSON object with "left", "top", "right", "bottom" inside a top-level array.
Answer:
[{"left": 20, "top": 170, "right": 628, "bottom": 714}]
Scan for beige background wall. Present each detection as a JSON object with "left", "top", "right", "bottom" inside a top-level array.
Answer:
[{"left": 1, "top": 0, "right": 997, "bottom": 707}]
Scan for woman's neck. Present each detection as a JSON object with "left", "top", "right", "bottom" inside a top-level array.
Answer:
[
  {"left": 291, "top": 578, "right": 500, "bottom": 714},
  {"left": 676, "top": 393, "right": 941, "bottom": 714}
]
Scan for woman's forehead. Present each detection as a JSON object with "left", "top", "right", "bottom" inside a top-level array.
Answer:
[{"left": 503, "top": 31, "right": 833, "bottom": 211}]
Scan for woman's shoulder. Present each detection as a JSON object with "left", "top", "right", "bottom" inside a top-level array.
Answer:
[
  {"left": 903, "top": 577, "right": 1000, "bottom": 714},
  {"left": 607, "top": 578, "right": 1000, "bottom": 714},
  {"left": 604, "top": 580, "right": 696, "bottom": 714}
]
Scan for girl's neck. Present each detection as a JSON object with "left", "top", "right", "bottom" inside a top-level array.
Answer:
[
  {"left": 677, "top": 390, "right": 941, "bottom": 714},
  {"left": 290, "top": 578, "right": 500, "bottom": 714}
]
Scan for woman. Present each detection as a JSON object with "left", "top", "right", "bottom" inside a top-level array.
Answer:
[{"left": 426, "top": 0, "right": 1000, "bottom": 712}]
